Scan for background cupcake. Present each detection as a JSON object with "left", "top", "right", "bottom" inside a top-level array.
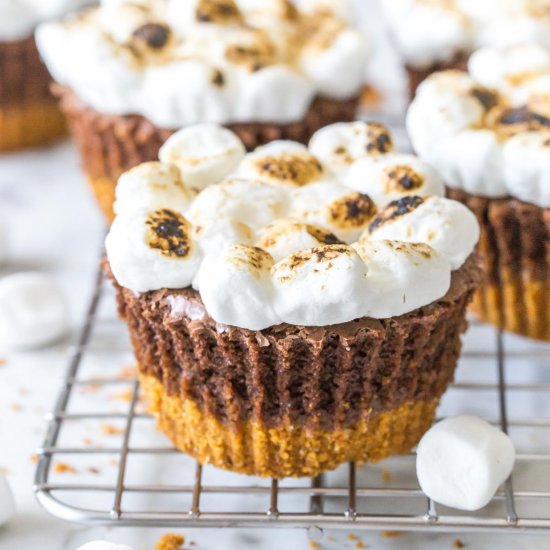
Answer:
[
  {"left": 36, "top": 0, "right": 369, "bottom": 221},
  {"left": 105, "top": 121, "right": 480, "bottom": 478},
  {"left": 382, "top": 0, "right": 550, "bottom": 98},
  {"left": 408, "top": 43, "right": 550, "bottom": 340},
  {"left": 0, "top": 0, "right": 90, "bottom": 150}
]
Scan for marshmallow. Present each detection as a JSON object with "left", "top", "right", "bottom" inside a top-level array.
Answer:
[
  {"left": 289, "top": 181, "right": 377, "bottom": 243},
  {"left": 416, "top": 416, "right": 516, "bottom": 511},
  {"left": 114, "top": 162, "right": 195, "bottom": 217},
  {"left": 159, "top": 125, "right": 246, "bottom": 191},
  {"left": 74, "top": 543, "right": 135, "bottom": 550},
  {"left": 367, "top": 196, "right": 480, "bottom": 270},
  {"left": 271, "top": 244, "right": 368, "bottom": 326},
  {"left": 0, "top": 273, "right": 69, "bottom": 350},
  {"left": 407, "top": 45, "right": 550, "bottom": 207},
  {"left": 345, "top": 153, "right": 445, "bottom": 208},
  {"left": 353, "top": 239, "right": 451, "bottom": 318},
  {"left": 309, "top": 122, "right": 394, "bottom": 177},
  {"left": 105, "top": 209, "right": 202, "bottom": 292},
  {"left": 197, "top": 244, "right": 279, "bottom": 330},
  {"left": 36, "top": 0, "right": 368, "bottom": 127},
  {"left": 106, "top": 122, "right": 480, "bottom": 329},
  {"left": 0, "top": 475, "right": 15, "bottom": 527}
]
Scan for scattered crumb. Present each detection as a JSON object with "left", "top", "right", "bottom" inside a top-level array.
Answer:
[
  {"left": 82, "top": 437, "right": 93, "bottom": 446},
  {"left": 110, "top": 458, "right": 119, "bottom": 467},
  {"left": 118, "top": 365, "right": 137, "bottom": 379},
  {"left": 30, "top": 454, "right": 39, "bottom": 464},
  {"left": 382, "top": 469, "right": 392, "bottom": 484},
  {"left": 453, "top": 540, "right": 465, "bottom": 548},
  {"left": 0, "top": 358, "right": 7, "bottom": 367},
  {"left": 347, "top": 534, "right": 358, "bottom": 541},
  {"left": 308, "top": 542, "right": 321, "bottom": 550},
  {"left": 101, "top": 423, "right": 124, "bottom": 436},
  {"left": 110, "top": 389, "right": 133, "bottom": 402},
  {"left": 10, "top": 403, "right": 22, "bottom": 412},
  {"left": 356, "top": 542, "right": 366, "bottom": 549},
  {"left": 79, "top": 383, "right": 101, "bottom": 394},
  {"left": 381, "top": 531, "right": 405, "bottom": 538},
  {"left": 154, "top": 533, "right": 185, "bottom": 550},
  {"left": 87, "top": 466, "right": 100, "bottom": 475},
  {"left": 54, "top": 463, "right": 77, "bottom": 474}
]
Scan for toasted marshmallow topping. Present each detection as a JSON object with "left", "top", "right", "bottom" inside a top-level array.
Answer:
[
  {"left": 382, "top": 0, "right": 550, "bottom": 69},
  {"left": 36, "top": 0, "right": 368, "bottom": 127},
  {"left": 107, "top": 122, "right": 479, "bottom": 330},
  {"left": 407, "top": 44, "right": 550, "bottom": 207},
  {"left": 0, "top": 0, "right": 90, "bottom": 41}
]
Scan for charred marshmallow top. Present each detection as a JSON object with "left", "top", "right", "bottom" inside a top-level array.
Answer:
[
  {"left": 407, "top": 43, "right": 550, "bottom": 207},
  {"left": 0, "top": 0, "right": 90, "bottom": 41},
  {"left": 36, "top": 0, "right": 369, "bottom": 127},
  {"left": 382, "top": 0, "right": 550, "bottom": 69},
  {"left": 106, "top": 122, "right": 479, "bottom": 330}
]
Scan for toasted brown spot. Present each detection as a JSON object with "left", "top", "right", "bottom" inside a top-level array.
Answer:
[
  {"left": 365, "top": 122, "right": 393, "bottom": 154},
  {"left": 302, "top": 11, "right": 346, "bottom": 50},
  {"left": 328, "top": 192, "right": 377, "bottom": 229},
  {"left": 277, "top": 244, "right": 352, "bottom": 275},
  {"left": 229, "top": 245, "right": 273, "bottom": 278},
  {"left": 470, "top": 87, "right": 500, "bottom": 111},
  {"left": 255, "top": 153, "right": 324, "bottom": 186},
  {"left": 133, "top": 23, "right": 171, "bottom": 49},
  {"left": 146, "top": 209, "right": 193, "bottom": 259},
  {"left": 369, "top": 196, "right": 424, "bottom": 233},
  {"left": 496, "top": 106, "right": 550, "bottom": 135},
  {"left": 383, "top": 164, "right": 424, "bottom": 193},
  {"left": 306, "top": 225, "right": 343, "bottom": 245},
  {"left": 196, "top": 0, "right": 242, "bottom": 24},
  {"left": 225, "top": 33, "right": 276, "bottom": 71}
]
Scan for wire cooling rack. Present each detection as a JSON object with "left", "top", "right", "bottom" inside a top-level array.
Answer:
[{"left": 33, "top": 265, "right": 550, "bottom": 536}]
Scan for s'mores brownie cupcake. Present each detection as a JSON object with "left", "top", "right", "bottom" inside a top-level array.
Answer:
[
  {"left": 408, "top": 43, "right": 550, "bottom": 340},
  {"left": 36, "top": 0, "right": 369, "bottom": 221},
  {"left": 382, "top": 0, "right": 550, "bottom": 98},
  {"left": 105, "top": 121, "right": 480, "bottom": 478},
  {"left": 0, "top": 0, "right": 89, "bottom": 150}
]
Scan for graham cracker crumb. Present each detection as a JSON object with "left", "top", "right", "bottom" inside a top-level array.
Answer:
[
  {"left": 382, "top": 469, "right": 392, "bottom": 483},
  {"left": 356, "top": 542, "right": 366, "bottom": 549},
  {"left": 101, "top": 423, "right": 124, "bottom": 436},
  {"left": 54, "top": 463, "right": 77, "bottom": 474},
  {"left": 30, "top": 454, "right": 39, "bottom": 464},
  {"left": 381, "top": 531, "right": 404, "bottom": 538},
  {"left": 118, "top": 365, "right": 137, "bottom": 379},
  {"left": 82, "top": 437, "right": 93, "bottom": 446},
  {"left": 110, "top": 389, "right": 134, "bottom": 402},
  {"left": 453, "top": 540, "right": 465, "bottom": 548},
  {"left": 87, "top": 466, "right": 100, "bottom": 475},
  {"left": 308, "top": 542, "right": 322, "bottom": 550},
  {"left": 10, "top": 403, "right": 22, "bottom": 412},
  {"left": 347, "top": 534, "right": 358, "bottom": 541},
  {"left": 154, "top": 533, "right": 185, "bottom": 550},
  {"left": 0, "top": 358, "right": 7, "bottom": 367}
]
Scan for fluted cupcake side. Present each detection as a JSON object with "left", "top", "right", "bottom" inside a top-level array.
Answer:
[{"left": 108, "top": 256, "right": 479, "bottom": 478}]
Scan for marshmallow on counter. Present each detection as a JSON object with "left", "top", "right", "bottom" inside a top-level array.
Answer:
[
  {"left": 0, "top": 475, "right": 15, "bottom": 527},
  {"left": 74, "top": 542, "right": 135, "bottom": 550},
  {"left": 416, "top": 416, "right": 516, "bottom": 511},
  {"left": 159, "top": 124, "right": 246, "bottom": 191},
  {"left": 0, "top": 273, "right": 69, "bottom": 350},
  {"left": 114, "top": 161, "right": 195, "bottom": 218}
]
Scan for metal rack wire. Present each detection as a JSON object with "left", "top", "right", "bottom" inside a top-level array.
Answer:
[{"left": 34, "top": 265, "right": 550, "bottom": 535}]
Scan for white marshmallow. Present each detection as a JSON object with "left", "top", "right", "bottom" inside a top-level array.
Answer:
[
  {"left": 0, "top": 273, "right": 69, "bottom": 350},
  {"left": 345, "top": 153, "right": 445, "bottom": 208},
  {"left": 271, "top": 244, "right": 367, "bottom": 326},
  {"left": 186, "top": 178, "right": 288, "bottom": 231},
  {"left": 159, "top": 125, "right": 246, "bottom": 191},
  {"left": 353, "top": 239, "right": 451, "bottom": 318},
  {"left": 0, "top": 475, "right": 15, "bottom": 527},
  {"left": 105, "top": 209, "right": 201, "bottom": 293},
  {"left": 74, "top": 543, "right": 135, "bottom": 550},
  {"left": 367, "top": 196, "right": 479, "bottom": 270},
  {"left": 416, "top": 416, "right": 516, "bottom": 511},
  {"left": 309, "top": 121, "right": 394, "bottom": 177},
  {"left": 197, "top": 244, "right": 279, "bottom": 330},
  {"left": 114, "top": 162, "right": 194, "bottom": 217}
]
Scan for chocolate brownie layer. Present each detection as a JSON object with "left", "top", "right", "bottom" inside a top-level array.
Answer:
[
  {"left": 108, "top": 255, "right": 480, "bottom": 432},
  {"left": 0, "top": 37, "right": 57, "bottom": 107},
  {"left": 406, "top": 52, "right": 469, "bottom": 100},
  {"left": 54, "top": 85, "right": 359, "bottom": 220},
  {"left": 448, "top": 188, "right": 550, "bottom": 340}
]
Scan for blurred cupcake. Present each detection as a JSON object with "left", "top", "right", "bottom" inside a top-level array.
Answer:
[
  {"left": 382, "top": 0, "right": 550, "bottom": 98},
  {"left": 105, "top": 121, "right": 480, "bottom": 478},
  {"left": 36, "top": 0, "right": 369, "bottom": 221},
  {"left": 0, "top": 0, "right": 90, "bottom": 150},
  {"left": 408, "top": 43, "right": 550, "bottom": 340}
]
